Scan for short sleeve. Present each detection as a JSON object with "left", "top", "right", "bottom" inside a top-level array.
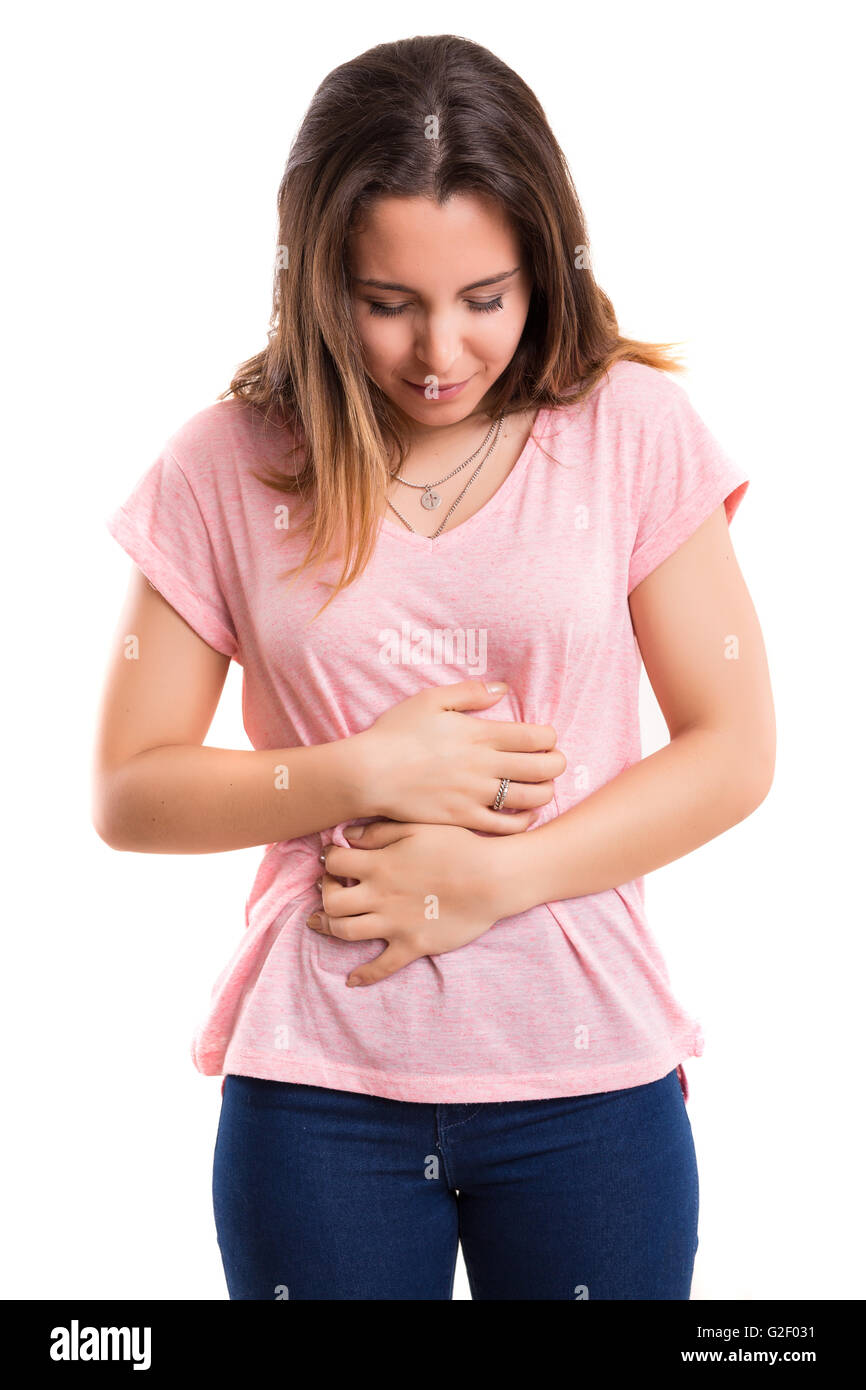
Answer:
[
  {"left": 105, "top": 447, "right": 239, "bottom": 659},
  {"left": 627, "top": 381, "right": 749, "bottom": 595}
]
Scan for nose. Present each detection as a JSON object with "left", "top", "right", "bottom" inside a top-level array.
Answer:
[{"left": 413, "top": 311, "right": 464, "bottom": 377}]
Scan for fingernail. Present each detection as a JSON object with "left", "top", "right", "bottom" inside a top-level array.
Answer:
[
  {"left": 319, "top": 852, "right": 326, "bottom": 864},
  {"left": 346, "top": 976, "right": 360, "bottom": 987},
  {"left": 306, "top": 913, "right": 323, "bottom": 928},
  {"left": 485, "top": 681, "right": 506, "bottom": 693},
  {"left": 345, "top": 825, "right": 364, "bottom": 840}
]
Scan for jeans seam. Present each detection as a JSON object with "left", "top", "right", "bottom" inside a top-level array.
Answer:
[{"left": 436, "top": 1104, "right": 482, "bottom": 1136}]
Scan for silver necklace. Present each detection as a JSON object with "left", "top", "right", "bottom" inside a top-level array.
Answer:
[
  {"left": 386, "top": 413, "right": 505, "bottom": 538},
  {"left": 391, "top": 417, "right": 500, "bottom": 517}
]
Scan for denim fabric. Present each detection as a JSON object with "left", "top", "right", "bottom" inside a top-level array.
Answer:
[{"left": 212, "top": 1067, "right": 699, "bottom": 1300}]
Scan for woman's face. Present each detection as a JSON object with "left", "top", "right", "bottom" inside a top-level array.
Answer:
[{"left": 348, "top": 193, "right": 532, "bottom": 431}]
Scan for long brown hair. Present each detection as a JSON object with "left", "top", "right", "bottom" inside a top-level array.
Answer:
[{"left": 219, "top": 34, "right": 686, "bottom": 620}]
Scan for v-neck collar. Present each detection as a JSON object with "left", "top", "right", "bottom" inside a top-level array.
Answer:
[{"left": 378, "top": 406, "right": 551, "bottom": 552}]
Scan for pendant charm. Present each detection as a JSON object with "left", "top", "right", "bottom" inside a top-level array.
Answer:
[{"left": 420, "top": 489, "right": 441, "bottom": 510}]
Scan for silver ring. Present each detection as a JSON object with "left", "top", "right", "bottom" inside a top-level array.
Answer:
[{"left": 492, "top": 777, "right": 510, "bottom": 811}]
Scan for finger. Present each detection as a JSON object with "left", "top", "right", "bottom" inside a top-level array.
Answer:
[
  {"left": 430, "top": 678, "right": 511, "bottom": 712},
  {"left": 342, "top": 819, "right": 416, "bottom": 849},
  {"left": 480, "top": 777, "right": 557, "bottom": 812},
  {"left": 464, "top": 806, "right": 542, "bottom": 834},
  {"left": 323, "top": 826, "right": 409, "bottom": 878},
  {"left": 470, "top": 718, "right": 559, "bottom": 752},
  {"left": 306, "top": 909, "right": 380, "bottom": 940},
  {"left": 316, "top": 889, "right": 380, "bottom": 934},
  {"left": 489, "top": 748, "right": 568, "bottom": 782},
  {"left": 347, "top": 940, "right": 421, "bottom": 987},
  {"left": 319, "top": 870, "right": 374, "bottom": 919},
  {"left": 308, "top": 906, "right": 366, "bottom": 939},
  {"left": 306, "top": 910, "right": 331, "bottom": 935}
]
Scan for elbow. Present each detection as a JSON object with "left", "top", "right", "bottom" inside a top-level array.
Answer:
[
  {"left": 756, "top": 751, "right": 775, "bottom": 804},
  {"left": 91, "top": 770, "right": 130, "bottom": 851},
  {"left": 94, "top": 823, "right": 125, "bottom": 852},
  {"left": 690, "top": 723, "right": 775, "bottom": 820},
  {"left": 742, "top": 694, "right": 777, "bottom": 810},
  {"left": 92, "top": 803, "right": 122, "bottom": 851},
  {"left": 750, "top": 720, "right": 776, "bottom": 806},
  {"left": 738, "top": 739, "right": 776, "bottom": 815}
]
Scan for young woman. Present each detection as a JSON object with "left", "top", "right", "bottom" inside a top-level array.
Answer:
[{"left": 95, "top": 35, "right": 775, "bottom": 1300}]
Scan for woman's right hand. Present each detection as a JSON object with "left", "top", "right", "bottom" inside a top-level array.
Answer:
[{"left": 356, "top": 679, "right": 567, "bottom": 834}]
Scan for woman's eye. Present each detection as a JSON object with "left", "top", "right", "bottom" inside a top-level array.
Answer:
[
  {"left": 367, "top": 302, "right": 407, "bottom": 318},
  {"left": 468, "top": 296, "right": 504, "bottom": 314},
  {"left": 367, "top": 296, "right": 505, "bottom": 318}
]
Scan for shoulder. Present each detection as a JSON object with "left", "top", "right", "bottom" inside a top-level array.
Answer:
[
  {"left": 546, "top": 360, "right": 689, "bottom": 438},
  {"left": 160, "top": 397, "right": 298, "bottom": 495},
  {"left": 161, "top": 397, "right": 266, "bottom": 472},
  {"left": 533, "top": 363, "right": 691, "bottom": 485}
]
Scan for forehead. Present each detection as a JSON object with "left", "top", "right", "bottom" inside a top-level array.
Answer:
[{"left": 349, "top": 194, "right": 519, "bottom": 275}]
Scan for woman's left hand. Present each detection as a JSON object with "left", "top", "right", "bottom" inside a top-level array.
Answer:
[{"left": 309, "top": 820, "right": 505, "bottom": 987}]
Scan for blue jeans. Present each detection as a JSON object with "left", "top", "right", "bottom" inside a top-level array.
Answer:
[{"left": 212, "top": 1067, "right": 699, "bottom": 1300}]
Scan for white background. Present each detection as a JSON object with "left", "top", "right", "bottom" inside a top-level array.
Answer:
[{"left": 3, "top": 0, "right": 862, "bottom": 1300}]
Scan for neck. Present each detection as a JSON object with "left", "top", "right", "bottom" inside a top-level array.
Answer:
[{"left": 392, "top": 404, "right": 498, "bottom": 469}]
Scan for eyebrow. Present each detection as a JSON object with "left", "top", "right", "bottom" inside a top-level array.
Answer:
[{"left": 350, "top": 266, "right": 521, "bottom": 295}]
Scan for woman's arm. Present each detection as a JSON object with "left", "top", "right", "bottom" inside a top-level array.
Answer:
[
  {"left": 92, "top": 567, "right": 563, "bottom": 853},
  {"left": 484, "top": 726, "right": 771, "bottom": 919},
  {"left": 96, "top": 738, "right": 375, "bottom": 855},
  {"left": 460, "top": 505, "right": 775, "bottom": 918},
  {"left": 316, "top": 507, "right": 776, "bottom": 984},
  {"left": 92, "top": 570, "right": 366, "bottom": 852}
]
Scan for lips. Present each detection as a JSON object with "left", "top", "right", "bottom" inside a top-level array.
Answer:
[{"left": 406, "top": 378, "right": 467, "bottom": 389}]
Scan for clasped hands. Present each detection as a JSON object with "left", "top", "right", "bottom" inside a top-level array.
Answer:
[{"left": 306, "top": 820, "right": 511, "bottom": 988}]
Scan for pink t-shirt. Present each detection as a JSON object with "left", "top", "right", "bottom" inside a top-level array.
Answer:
[{"left": 105, "top": 361, "right": 749, "bottom": 1103}]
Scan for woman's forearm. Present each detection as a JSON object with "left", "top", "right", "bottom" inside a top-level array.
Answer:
[
  {"left": 485, "top": 726, "right": 774, "bottom": 919},
  {"left": 95, "top": 732, "right": 378, "bottom": 854}
]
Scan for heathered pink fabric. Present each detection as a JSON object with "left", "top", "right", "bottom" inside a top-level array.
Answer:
[{"left": 105, "top": 361, "right": 749, "bottom": 1103}]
